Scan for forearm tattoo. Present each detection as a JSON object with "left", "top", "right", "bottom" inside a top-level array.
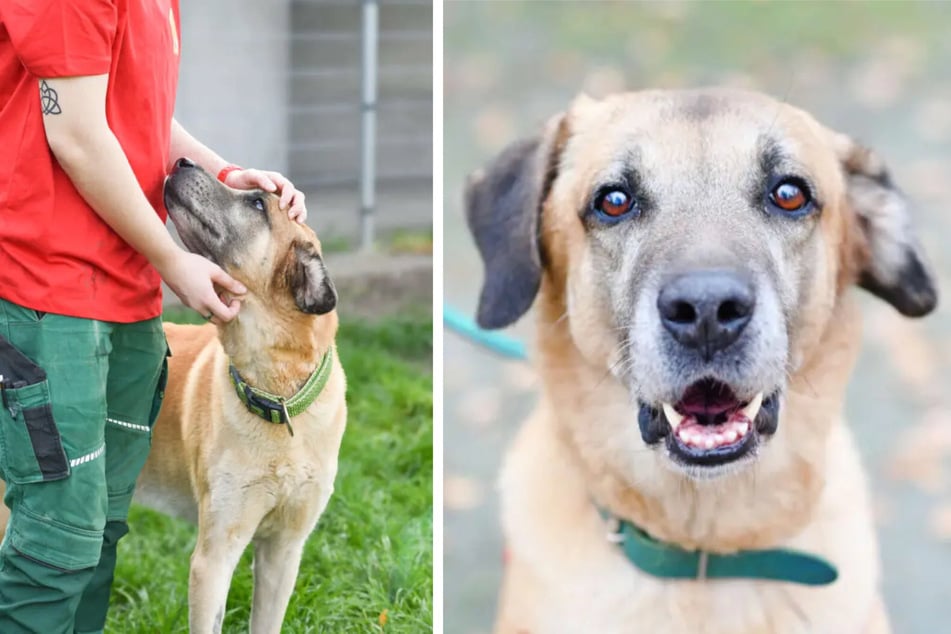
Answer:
[{"left": 39, "top": 80, "right": 62, "bottom": 115}]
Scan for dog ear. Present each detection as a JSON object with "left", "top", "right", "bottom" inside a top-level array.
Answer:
[
  {"left": 285, "top": 241, "right": 338, "bottom": 315},
  {"left": 465, "top": 115, "right": 568, "bottom": 329},
  {"left": 838, "top": 137, "right": 937, "bottom": 317}
]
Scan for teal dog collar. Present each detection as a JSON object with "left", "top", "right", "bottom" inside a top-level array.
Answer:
[{"left": 601, "top": 510, "right": 838, "bottom": 586}]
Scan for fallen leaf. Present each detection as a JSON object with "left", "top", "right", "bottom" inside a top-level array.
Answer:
[
  {"left": 929, "top": 504, "right": 951, "bottom": 541},
  {"left": 502, "top": 361, "right": 538, "bottom": 392},
  {"left": 457, "top": 387, "right": 502, "bottom": 428},
  {"left": 474, "top": 105, "right": 517, "bottom": 153},
  {"left": 886, "top": 408, "right": 951, "bottom": 493},
  {"left": 871, "top": 312, "right": 940, "bottom": 401},
  {"left": 445, "top": 474, "right": 486, "bottom": 511},
  {"left": 848, "top": 58, "right": 905, "bottom": 109},
  {"left": 872, "top": 493, "right": 892, "bottom": 527}
]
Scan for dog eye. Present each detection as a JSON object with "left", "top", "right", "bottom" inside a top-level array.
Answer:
[
  {"left": 595, "top": 189, "right": 637, "bottom": 220},
  {"left": 251, "top": 197, "right": 265, "bottom": 212},
  {"left": 769, "top": 180, "right": 810, "bottom": 214}
]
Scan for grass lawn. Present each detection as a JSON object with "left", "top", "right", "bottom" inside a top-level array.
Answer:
[{"left": 106, "top": 309, "right": 433, "bottom": 633}]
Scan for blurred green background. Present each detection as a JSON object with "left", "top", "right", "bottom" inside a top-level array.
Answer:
[{"left": 444, "top": 2, "right": 951, "bottom": 633}]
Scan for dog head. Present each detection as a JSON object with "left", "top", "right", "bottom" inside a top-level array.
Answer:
[
  {"left": 164, "top": 158, "right": 337, "bottom": 319},
  {"left": 466, "top": 88, "right": 936, "bottom": 479}
]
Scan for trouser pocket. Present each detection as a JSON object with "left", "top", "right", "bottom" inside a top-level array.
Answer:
[
  {"left": 147, "top": 347, "right": 170, "bottom": 428},
  {"left": 0, "top": 333, "right": 69, "bottom": 484}
]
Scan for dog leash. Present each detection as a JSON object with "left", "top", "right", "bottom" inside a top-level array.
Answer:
[{"left": 443, "top": 303, "right": 528, "bottom": 360}]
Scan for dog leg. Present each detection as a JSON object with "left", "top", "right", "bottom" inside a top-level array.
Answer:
[
  {"left": 249, "top": 533, "right": 308, "bottom": 634},
  {"left": 188, "top": 520, "right": 257, "bottom": 634}
]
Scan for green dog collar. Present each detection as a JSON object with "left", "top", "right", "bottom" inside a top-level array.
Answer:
[
  {"left": 600, "top": 509, "right": 838, "bottom": 586},
  {"left": 229, "top": 347, "right": 334, "bottom": 437}
]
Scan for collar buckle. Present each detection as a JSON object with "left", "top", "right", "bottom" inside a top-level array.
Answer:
[
  {"left": 228, "top": 347, "right": 333, "bottom": 435},
  {"left": 281, "top": 399, "right": 294, "bottom": 437},
  {"left": 604, "top": 515, "right": 624, "bottom": 544},
  {"left": 696, "top": 550, "right": 709, "bottom": 581}
]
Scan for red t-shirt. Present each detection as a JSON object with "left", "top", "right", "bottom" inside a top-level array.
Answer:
[{"left": 0, "top": 0, "right": 180, "bottom": 322}]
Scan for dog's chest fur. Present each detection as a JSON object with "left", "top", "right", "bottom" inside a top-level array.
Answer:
[
  {"left": 204, "top": 446, "right": 333, "bottom": 537},
  {"left": 209, "top": 380, "right": 345, "bottom": 534},
  {"left": 497, "top": 412, "right": 882, "bottom": 634},
  {"left": 137, "top": 329, "right": 346, "bottom": 536}
]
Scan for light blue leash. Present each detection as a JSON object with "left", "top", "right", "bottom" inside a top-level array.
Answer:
[{"left": 443, "top": 303, "right": 528, "bottom": 361}]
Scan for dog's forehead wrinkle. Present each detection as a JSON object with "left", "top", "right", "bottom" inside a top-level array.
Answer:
[
  {"left": 669, "top": 92, "right": 729, "bottom": 122},
  {"left": 755, "top": 133, "right": 812, "bottom": 176}
]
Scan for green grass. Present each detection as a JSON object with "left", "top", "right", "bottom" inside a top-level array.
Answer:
[
  {"left": 320, "top": 235, "right": 353, "bottom": 254},
  {"left": 387, "top": 230, "right": 433, "bottom": 256},
  {"left": 106, "top": 311, "right": 433, "bottom": 633}
]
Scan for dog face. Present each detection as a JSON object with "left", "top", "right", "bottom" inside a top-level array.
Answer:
[
  {"left": 466, "top": 89, "right": 936, "bottom": 478},
  {"left": 164, "top": 159, "right": 337, "bottom": 316}
]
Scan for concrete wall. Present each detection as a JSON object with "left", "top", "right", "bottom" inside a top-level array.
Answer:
[
  {"left": 174, "top": 1, "right": 291, "bottom": 174},
  {"left": 173, "top": 0, "right": 433, "bottom": 242}
]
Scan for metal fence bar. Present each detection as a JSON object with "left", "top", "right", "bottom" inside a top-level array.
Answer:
[{"left": 360, "top": 0, "right": 379, "bottom": 250}]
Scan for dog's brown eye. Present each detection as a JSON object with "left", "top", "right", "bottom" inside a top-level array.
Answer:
[
  {"left": 770, "top": 181, "right": 808, "bottom": 212},
  {"left": 598, "top": 190, "right": 632, "bottom": 217}
]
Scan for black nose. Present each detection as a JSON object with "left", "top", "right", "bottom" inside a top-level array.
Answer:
[
  {"left": 175, "top": 157, "right": 196, "bottom": 169},
  {"left": 657, "top": 271, "right": 755, "bottom": 358}
]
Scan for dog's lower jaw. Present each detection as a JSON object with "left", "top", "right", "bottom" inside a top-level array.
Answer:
[
  {"left": 636, "top": 391, "right": 781, "bottom": 473},
  {"left": 544, "top": 397, "right": 831, "bottom": 553}
]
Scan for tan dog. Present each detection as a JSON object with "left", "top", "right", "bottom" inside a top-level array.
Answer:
[
  {"left": 133, "top": 159, "right": 347, "bottom": 633},
  {"left": 465, "top": 89, "right": 936, "bottom": 634}
]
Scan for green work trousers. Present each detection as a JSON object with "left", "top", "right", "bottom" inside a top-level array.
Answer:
[{"left": 0, "top": 297, "right": 168, "bottom": 634}]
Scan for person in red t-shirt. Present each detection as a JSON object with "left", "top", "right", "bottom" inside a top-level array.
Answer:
[{"left": 0, "top": 3, "right": 307, "bottom": 632}]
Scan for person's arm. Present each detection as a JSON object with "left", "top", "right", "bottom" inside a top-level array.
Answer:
[
  {"left": 167, "top": 118, "right": 228, "bottom": 176},
  {"left": 39, "top": 75, "right": 245, "bottom": 322},
  {"left": 169, "top": 118, "right": 308, "bottom": 222}
]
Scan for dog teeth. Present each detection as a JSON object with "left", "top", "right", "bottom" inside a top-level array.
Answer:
[
  {"left": 676, "top": 418, "right": 752, "bottom": 450},
  {"left": 678, "top": 429, "right": 696, "bottom": 446},
  {"left": 662, "top": 403, "right": 684, "bottom": 429},
  {"left": 740, "top": 392, "right": 764, "bottom": 423}
]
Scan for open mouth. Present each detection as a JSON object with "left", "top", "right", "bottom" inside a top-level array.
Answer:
[{"left": 640, "top": 379, "right": 780, "bottom": 468}]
